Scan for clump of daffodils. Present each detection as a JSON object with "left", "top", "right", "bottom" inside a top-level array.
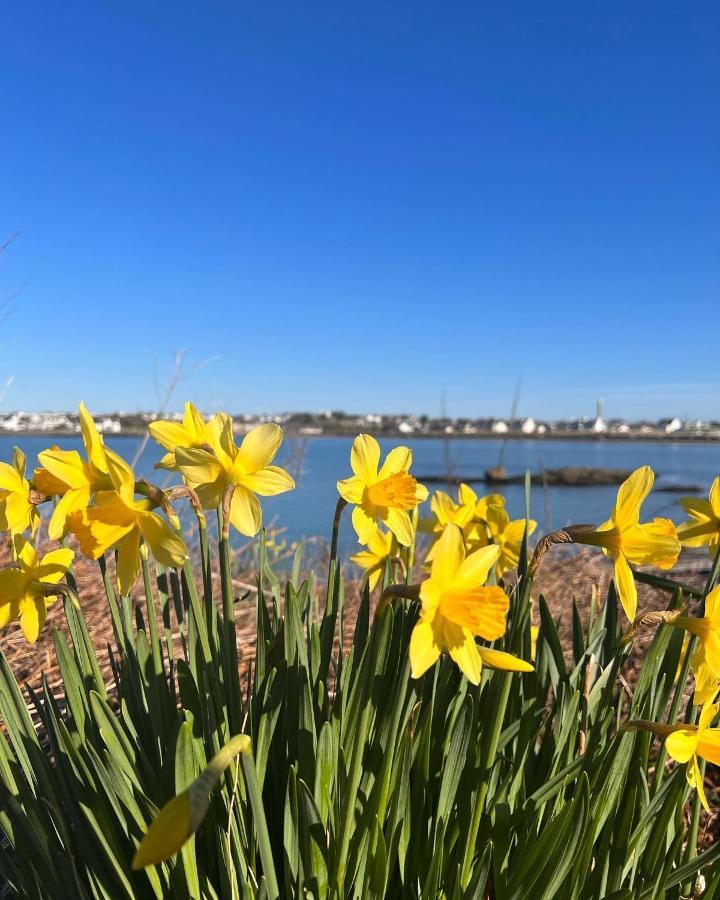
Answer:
[{"left": 1, "top": 400, "right": 720, "bottom": 885}]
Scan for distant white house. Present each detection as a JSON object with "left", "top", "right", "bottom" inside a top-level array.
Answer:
[
  {"left": 397, "top": 421, "right": 415, "bottom": 434},
  {"left": 664, "top": 417, "right": 683, "bottom": 434},
  {"left": 96, "top": 417, "right": 122, "bottom": 434},
  {"left": 591, "top": 416, "right": 607, "bottom": 433},
  {"left": 521, "top": 417, "right": 536, "bottom": 434},
  {"left": 492, "top": 420, "right": 509, "bottom": 434}
]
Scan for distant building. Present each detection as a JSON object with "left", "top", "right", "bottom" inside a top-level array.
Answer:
[
  {"left": 521, "top": 417, "right": 536, "bottom": 434},
  {"left": 662, "top": 417, "right": 683, "bottom": 434},
  {"left": 590, "top": 397, "right": 606, "bottom": 432},
  {"left": 491, "top": 420, "right": 508, "bottom": 434}
]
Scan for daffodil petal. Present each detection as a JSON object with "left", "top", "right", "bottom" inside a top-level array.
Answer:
[
  {"left": 337, "top": 475, "right": 365, "bottom": 505},
  {"left": 237, "top": 424, "right": 283, "bottom": 472},
  {"left": 429, "top": 524, "right": 465, "bottom": 590},
  {"left": 384, "top": 508, "right": 414, "bottom": 547},
  {"left": 613, "top": 553, "right": 637, "bottom": 621},
  {"left": 452, "top": 544, "right": 500, "bottom": 589},
  {"left": 139, "top": 512, "right": 187, "bottom": 567},
  {"left": 48, "top": 487, "right": 90, "bottom": 540},
  {"left": 19, "top": 595, "right": 44, "bottom": 644},
  {"left": 613, "top": 466, "right": 654, "bottom": 530},
  {"left": 35, "top": 449, "right": 87, "bottom": 491},
  {"left": 148, "top": 419, "right": 194, "bottom": 452},
  {"left": 116, "top": 529, "right": 142, "bottom": 595},
  {"left": 241, "top": 466, "right": 295, "bottom": 497},
  {"left": 36, "top": 548, "right": 75, "bottom": 584},
  {"left": 409, "top": 619, "right": 441, "bottom": 679},
  {"left": 350, "top": 434, "right": 380, "bottom": 481},
  {"left": 352, "top": 506, "right": 378, "bottom": 545},
  {"left": 665, "top": 729, "right": 698, "bottom": 764},
  {"left": 377, "top": 446, "right": 412, "bottom": 479},
  {"left": 229, "top": 486, "right": 262, "bottom": 536},
  {"left": 477, "top": 646, "right": 534, "bottom": 672},
  {"left": 78, "top": 402, "right": 108, "bottom": 473},
  {"left": 175, "top": 447, "right": 225, "bottom": 488},
  {"left": 443, "top": 620, "right": 482, "bottom": 685}
]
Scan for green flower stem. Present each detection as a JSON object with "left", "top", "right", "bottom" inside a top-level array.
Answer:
[
  {"left": 683, "top": 759, "right": 705, "bottom": 897},
  {"left": 333, "top": 593, "right": 399, "bottom": 895},
  {"left": 329, "top": 496, "right": 347, "bottom": 564},
  {"left": 218, "top": 505, "right": 242, "bottom": 734},
  {"left": 198, "top": 515, "right": 212, "bottom": 605},
  {"left": 461, "top": 669, "right": 513, "bottom": 889},
  {"left": 141, "top": 555, "right": 164, "bottom": 681}
]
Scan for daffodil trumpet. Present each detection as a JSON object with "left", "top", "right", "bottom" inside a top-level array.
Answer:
[{"left": 132, "top": 734, "right": 252, "bottom": 869}]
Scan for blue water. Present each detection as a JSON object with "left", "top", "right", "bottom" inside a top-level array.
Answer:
[{"left": 3, "top": 434, "right": 719, "bottom": 549}]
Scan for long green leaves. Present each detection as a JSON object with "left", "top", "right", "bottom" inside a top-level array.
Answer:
[{"left": 0, "top": 513, "right": 715, "bottom": 899}]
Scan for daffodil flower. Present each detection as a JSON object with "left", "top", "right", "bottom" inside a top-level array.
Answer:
[
  {"left": 34, "top": 402, "right": 113, "bottom": 540},
  {"left": 579, "top": 466, "right": 680, "bottom": 620},
  {"left": 74, "top": 449, "right": 187, "bottom": 595},
  {"left": 626, "top": 694, "right": 720, "bottom": 811},
  {"left": 148, "top": 401, "right": 229, "bottom": 471},
  {"left": 678, "top": 476, "right": 720, "bottom": 557},
  {"left": 337, "top": 434, "right": 428, "bottom": 547},
  {"left": 669, "top": 584, "right": 720, "bottom": 683},
  {"left": 423, "top": 484, "right": 479, "bottom": 534},
  {"left": 0, "top": 448, "right": 40, "bottom": 539},
  {"left": 0, "top": 536, "right": 73, "bottom": 643},
  {"left": 175, "top": 419, "right": 294, "bottom": 537},
  {"left": 350, "top": 525, "right": 396, "bottom": 590},
  {"left": 133, "top": 734, "right": 251, "bottom": 868},
  {"left": 470, "top": 503, "right": 537, "bottom": 577},
  {"left": 409, "top": 524, "right": 533, "bottom": 684}
]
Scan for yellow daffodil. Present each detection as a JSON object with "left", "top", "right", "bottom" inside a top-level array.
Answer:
[
  {"left": 578, "top": 466, "right": 680, "bottom": 621},
  {"left": 627, "top": 694, "right": 720, "bottom": 811},
  {"left": 175, "top": 419, "right": 294, "bottom": 537},
  {"left": 34, "top": 402, "right": 113, "bottom": 540},
  {"left": 148, "top": 402, "right": 229, "bottom": 471},
  {"left": 133, "top": 734, "right": 251, "bottom": 868},
  {"left": 678, "top": 477, "right": 720, "bottom": 557},
  {"left": 695, "top": 663, "right": 720, "bottom": 707},
  {"left": 470, "top": 504, "right": 537, "bottom": 577},
  {"left": 0, "top": 448, "right": 40, "bottom": 539},
  {"left": 350, "top": 525, "right": 396, "bottom": 590},
  {"left": 74, "top": 449, "right": 187, "bottom": 595},
  {"left": 409, "top": 524, "right": 533, "bottom": 684},
  {"left": 0, "top": 536, "right": 73, "bottom": 643},
  {"left": 674, "top": 632, "right": 720, "bottom": 704},
  {"left": 474, "top": 492, "right": 506, "bottom": 522},
  {"left": 337, "top": 434, "right": 428, "bottom": 547},
  {"left": 423, "top": 484, "right": 479, "bottom": 534},
  {"left": 669, "top": 585, "right": 720, "bottom": 682}
]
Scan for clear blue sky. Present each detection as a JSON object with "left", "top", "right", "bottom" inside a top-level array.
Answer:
[{"left": 1, "top": 2, "right": 718, "bottom": 420}]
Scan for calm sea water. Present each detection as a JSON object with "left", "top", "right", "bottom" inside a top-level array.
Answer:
[{"left": 3, "top": 435, "right": 719, "bottom": 549}]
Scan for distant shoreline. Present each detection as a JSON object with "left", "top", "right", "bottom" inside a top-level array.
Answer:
[{"left": 1, "top": 428, "right": 719, "bottom": 444}]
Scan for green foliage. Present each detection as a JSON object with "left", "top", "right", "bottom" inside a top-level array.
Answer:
[{"left": 0, "top": 518, "right": 717, "bottom": 899}]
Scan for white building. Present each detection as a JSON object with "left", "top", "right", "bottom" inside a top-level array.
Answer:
[
  {"left": 492, "top": 420, "right": 508, "bottom": 434},
  {"left": 521, "top": 417, "right": 536, "bottom": 434}
]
